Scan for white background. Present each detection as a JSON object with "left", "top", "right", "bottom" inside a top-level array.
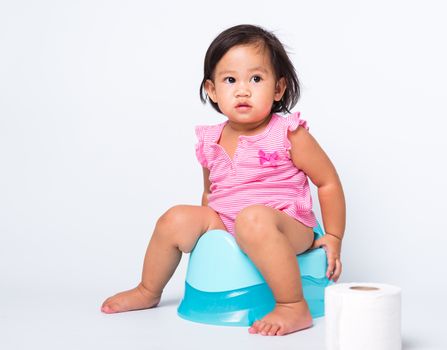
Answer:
[{"left": 1, "top": 1, "right": 446, "bottom": 349}]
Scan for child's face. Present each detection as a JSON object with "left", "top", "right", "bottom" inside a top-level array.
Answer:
[{"left": 205, "top": 44, "right": 286, "bottom": 126}]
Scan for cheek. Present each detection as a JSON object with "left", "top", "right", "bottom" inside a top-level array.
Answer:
[
  {"left": 257, "top": 88, "right": 276, "bottom": 103},
  {"left": 215, "top": 86, "right": 232, "bottom": 99},
  {"left": 214, "top": 91, "right": 233, "bottom": 112}
]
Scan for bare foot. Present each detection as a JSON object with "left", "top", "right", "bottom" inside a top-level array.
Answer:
[
  {"left": 101, "top": 283, "right": 161, "bottom": 314},
  {"left": 248, "top": 299, "right": 313, "bottom": 336}
]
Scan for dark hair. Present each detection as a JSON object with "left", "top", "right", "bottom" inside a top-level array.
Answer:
[{"left": 199, "top": 24, "right": 300, "bottom": 114}]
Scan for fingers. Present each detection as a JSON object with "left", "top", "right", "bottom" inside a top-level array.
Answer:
[
  {"left": 311, "top": 237, "right": 324, "bottom": 249},
  {"left": 332, "top": 258, "right": 342, "bottom": 282},
  {"left": 326, "top": 256, "right": 336, "bottom": 279},
  {"left": 312, "top": 235, "right": 343, "bottom": 281},
  {"left": 327, "top": 257, "right": 342, "bottom": 282}
]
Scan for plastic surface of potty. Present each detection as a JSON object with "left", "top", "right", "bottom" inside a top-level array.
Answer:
[{"left": 177, "top": 223, "right": 332, "bottom": 326}]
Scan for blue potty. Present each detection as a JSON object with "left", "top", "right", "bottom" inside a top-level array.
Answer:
[{"left": 177, "top": 223, "right": 332, "bottom": 326}]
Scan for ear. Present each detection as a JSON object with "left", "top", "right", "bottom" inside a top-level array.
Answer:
[
  {"left": 274, "top": 77, "right": 287, "bottom": 101},
  {"left": 204, "top": 79, "right": 218, "bottom": 103}
]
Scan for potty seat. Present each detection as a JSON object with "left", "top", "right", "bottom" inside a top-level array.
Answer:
[{"left": 177, "top": 222, "right": 332, "bottom": 326}]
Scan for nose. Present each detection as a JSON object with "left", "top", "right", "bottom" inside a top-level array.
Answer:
[{"left": 235, "top": 82, "right": 251, "bottom": 97}]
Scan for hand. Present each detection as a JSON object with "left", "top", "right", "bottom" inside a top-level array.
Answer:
[{"left": 311, "top": 233, "right": 342, "bottom": 282}]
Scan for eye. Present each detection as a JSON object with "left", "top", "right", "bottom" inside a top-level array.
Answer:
[
  {"left": 224, "top": 77, "right": 236, "bottom": 84},
  {"left": 250, "top": 75, "right": 262, "bottom": 83}
]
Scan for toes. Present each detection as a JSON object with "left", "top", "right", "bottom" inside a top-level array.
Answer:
[
  {"left": 248, "top": 327, "right": 257, "bottom": 334},
  {"left": 101, "top": 297, "right": 112, "bottom": 308},
  {"left": 101, "top": 299, "right": 111, "bottom": 313},
  {"left": 276, "top": 326, "right": 286, "bottom": 336},
  {"left": 101, "top": 305, "right": 113, "bottom": 313},
  {"left": 248, "top": 320, "right": 261, "bottom": 334},
  {"left": 249, "top": 320, "right": 280, "bottom": 336},
  {"left": 249, "top": 320, "right": 288, "bottom": 336},
  {"left": 269, "top": 324, "right": 280, "bottom": 336},
  {"left": 249, "top": 321, "right": 267, "bottom": 334},
  {"left": 257, "top": 321, "right": 268, "bottom": 334},
  {"left": 101, "top": 302, "right": 120, "bottom": 314},
  {"left": 260, "top": 323, "right": 272, "bottom": 336}
]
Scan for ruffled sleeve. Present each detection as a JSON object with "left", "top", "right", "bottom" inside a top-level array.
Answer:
[
  {"left": 284, "top": 112, "right": 309, "bottom": 151},
  {"left": 195, "top": 125, "right": 208, "bottom": 168}
]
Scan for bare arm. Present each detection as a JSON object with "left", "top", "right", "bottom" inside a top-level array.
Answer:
[
  {"left": 288, "top": 126, "right": 346, "bottom": 282},
  {"left": 288, "top": 127, "right": 346, "bottom": 239},
  {"left": 201, "top": 167, "right": 211, "bottom": 207}
]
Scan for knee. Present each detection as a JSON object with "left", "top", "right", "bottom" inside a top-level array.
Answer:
[
  {"left": 155, "top": 205, "right": 188, "bottom": 241},
  {"left": 234, "top": 205, "right": 274, "bottom": 247},
  {"left": 155, "top": 205, "right": 205, "bottom": 253}
]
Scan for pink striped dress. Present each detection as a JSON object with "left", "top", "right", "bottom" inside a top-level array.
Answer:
[{"left": 195, "top": 112, "right": 317, "bottom": 235}]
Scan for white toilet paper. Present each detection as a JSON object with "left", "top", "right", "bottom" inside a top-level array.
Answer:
[{"left": 325, "top": 282, "right": 401, "bottom": 350}]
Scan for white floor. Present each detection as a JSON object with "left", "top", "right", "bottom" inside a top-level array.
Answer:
[{"left": 1, "top": 281, "right": 444, "bottom": 350}]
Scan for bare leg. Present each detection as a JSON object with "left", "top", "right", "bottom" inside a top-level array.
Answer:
[
  {"left": 234, "top": 205, "right": 314, "bottom": 336},
  {"left": 101, "top": 205, "right": 225, "bottom": 313}
]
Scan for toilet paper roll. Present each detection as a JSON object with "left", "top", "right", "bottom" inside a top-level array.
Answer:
[{"left": 325, "top": 282, "right": 401, "bottom": 350}]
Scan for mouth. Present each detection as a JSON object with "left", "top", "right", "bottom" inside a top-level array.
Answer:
[{"left": 235, "top": 103, "right": 252, "bottom": 110}]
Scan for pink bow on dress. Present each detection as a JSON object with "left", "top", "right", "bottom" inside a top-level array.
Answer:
[{"left": 258, "top": 150, "right": 279, "bottom": 167}]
